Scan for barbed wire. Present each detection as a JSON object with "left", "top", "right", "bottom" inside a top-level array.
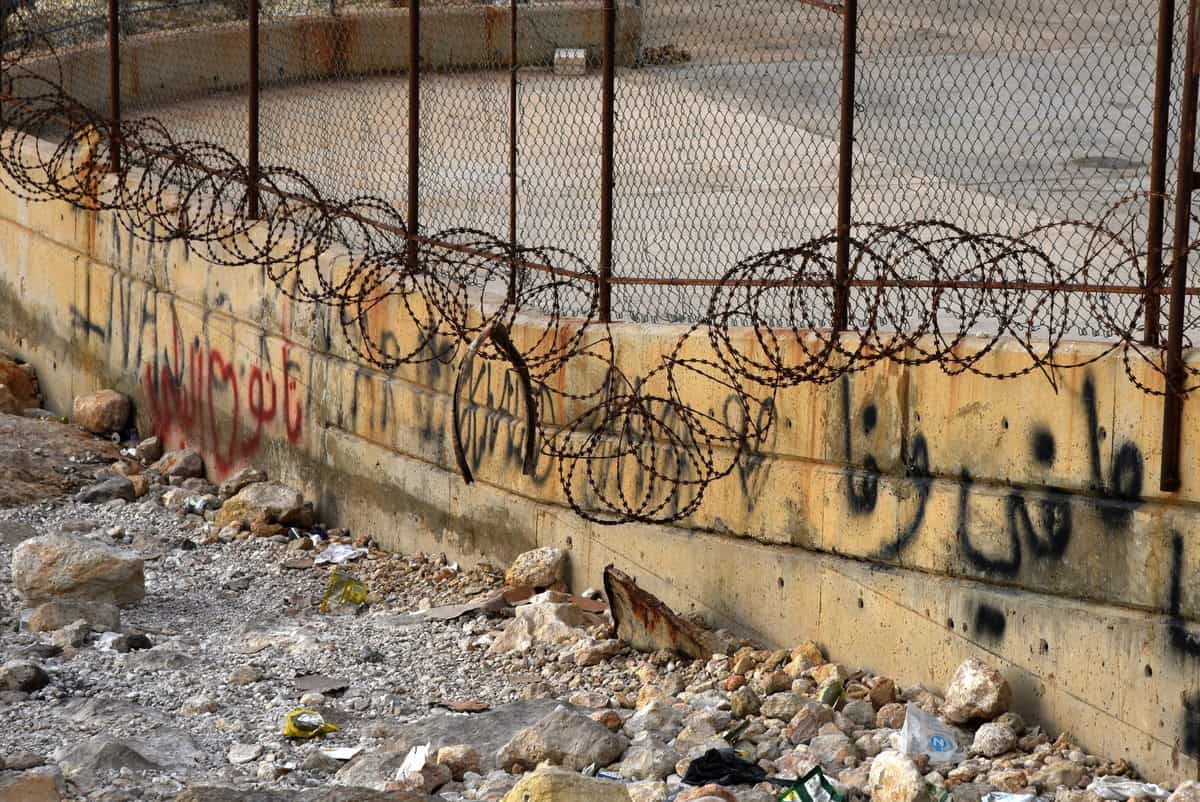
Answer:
[{"left": 0, "top": 11, "right": 1196, "bottom": 525}]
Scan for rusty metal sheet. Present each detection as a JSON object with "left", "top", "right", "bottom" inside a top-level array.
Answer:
[{"left": 603, "top": 564, "right": 710, "bottom": 660}]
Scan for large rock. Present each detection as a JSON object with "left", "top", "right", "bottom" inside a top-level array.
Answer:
[
  {"left": 0, "top": 355, "right": 40, "bottom": 410},
  {"left": 505, "top": 546, "right": 567, "bottom": 590},
  {"left": 151, "top": 449, "right": 205, "bottom": 480},
  {"left": 488, "top": 601, "right": 598, "bottom": 654},
  {"left": 496, "top": 705, "right": 629, "bottom": 772},
  {"left": 218, "top": 467, "right": 267, "bottom": 499},
  {"left": 612, "top": 732, "right": 679, "bottom": 781},
  {"left": 500, "top": 766, "right": 632, "bottom": 802},
  {"left": 0, "top": 766, "right": 64, "bottom": 802},
  {"left": 942, "top": 658, "right": 1012, "bottom": 723},
  {"left": 786, "top": 700, "right": 835, "bottom": 745},
  {"left": 0, "top": 660, "right": 49, "bottom": 692},
  {"left": 971, "top": 722, "right": 1017, "bottom": 758},
  {"left": 869, "top": 750, "right": 929, "bottom": 802},
  {"left": 13, "top": 533, "right": 144, "bottom": 606},
  {"left": 214, "top": 481, "right": 308, "bottom": 529},
  {"left": 54, "top": 731, "right": 203, "bottom": 785},
  {"left": 76, "top": 476, "right": 136, "bottom": 504},
  {"left": 72, "top": 390, "right": 131, "bottom": 434},
  {"left": 28, "top": 599, "right": 121, "bottom": 633}
]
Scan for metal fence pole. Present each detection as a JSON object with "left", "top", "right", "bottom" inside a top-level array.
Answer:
[
  {"left": 247, "top": 0, "right": 260, "bottom": 219},
  {"left": 1145, "top": 0, "right": 1177, "bottom": 346},
  {"left": 1161, "top": 0, "right": 1200, "bottom": 492},
  {"left": 108, "top": 0, "right": 120, "bottom": 174},
  {"left": 832, "top": 0, "right": 858, "bottom": 333},
  {"left": 507, "top": 0, "right": 518, "bottom": 306},
  {"left": 406, "top": 0, "right": 420, "bottom": 275},
  {"left": 598, "top": 0, "right": 616, "bottom": 324}
]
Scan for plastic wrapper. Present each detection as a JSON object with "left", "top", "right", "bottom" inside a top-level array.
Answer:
[
  {"left": 281, "top": 708, "right": 340, "bottom": 738},
  {"left": 1086, "top": 776, "right": 1171, "bottom": 800},
  {"left": 320, "top": 569, "right": 368, "bottom": 612},
  {"left": 899, "top": 703, "right": 962, "bottom": 765}
]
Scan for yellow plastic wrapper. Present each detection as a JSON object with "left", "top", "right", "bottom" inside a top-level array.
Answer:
[
  {"left": 320, "top": 569, "right": 368, "bottom": 613},
  {"left": 282, "top": 708, "right": 340, "bottom": 739}
]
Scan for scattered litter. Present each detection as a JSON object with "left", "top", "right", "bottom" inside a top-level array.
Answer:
[
  {"left": 981, "top": 794, "right": 1037, "bottom": 802},
  {"left": 314, "top": 543, "right": 367, "bottom": 565},
  {"left": 779, "top": 767, "right": 844, "bottom": 802},
  {"left": 435, "top": 700, "right": 489, "bottom": 713},
  {"left": 293, "top": 674, "right": 349, "bottom": 695},
  {"left": 899, "top": 702, "right": 961, "bottom": 765},
  {"left": 96, "top": 631, "right": 122, "bottom": 652},
  {"left": 320, "top": 569, "right": 368, "bottom": 613},
  {"left": 682, "top": 747, "right": 767, "bottom": 786},
  {"left": 281, "top": 708, "right": 339, "bottom": 739},
  {"left": 397, "top": 743, "right": 431, "bottom": 775},
  {"left": 320, "top": 746, "right": 362, "bottom": 762},
  {"left": 1086, "top": 776, "right": 1171, "bottom": 800}
]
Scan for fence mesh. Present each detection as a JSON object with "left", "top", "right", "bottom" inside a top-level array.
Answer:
[{"left": 3, "top": 0, "right": 1200, "bottom": 519}]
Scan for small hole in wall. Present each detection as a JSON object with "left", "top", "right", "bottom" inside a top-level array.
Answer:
[
  {"left": 777, "top": 577, "right": 784, "bottom": 589},
  {"left": 857, "top": 597, "right": 864, "bottom": 609},
  {"left": 1145, "top": 664, "right": 1153, "bottom": 677},
  {"left": 946, "top": 617, "right": 955, "bottom": 630},
  {"left": 1039, "top": 639, "right": 1049, "bottom": 655},
  {"left": 565, "top": 536, "right": 572, "bottom": 549},
  {"left": 961, "top": 621, "right": 968, "bottom": 632},
  {"left": 1002, "top": 417, "right": 1009, "bottom": 429}
]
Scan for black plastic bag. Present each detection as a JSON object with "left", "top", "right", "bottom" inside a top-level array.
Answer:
[{"left": 682, "top": 748, "right": 768, "bottom": 786}]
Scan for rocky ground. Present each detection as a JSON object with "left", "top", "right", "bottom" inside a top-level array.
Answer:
[{"left": 0, "top": 406, "right": 1195, "bottom": 802}]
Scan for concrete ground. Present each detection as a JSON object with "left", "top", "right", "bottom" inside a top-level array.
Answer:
[{"left": 134, "top": 0, "right": 1170, "bottom": 329}]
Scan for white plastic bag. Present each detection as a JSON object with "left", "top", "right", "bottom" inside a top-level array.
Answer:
[
  {"left": 899, "top": 703, "right": 962, "bottom": 765},
  {"left": 1086, "top": 776, "right": 1171, "bottom": 800}
]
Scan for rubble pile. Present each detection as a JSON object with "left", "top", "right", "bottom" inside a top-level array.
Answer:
[{"left": 0, "top": 394, "right": 1189, "bottom": 802}]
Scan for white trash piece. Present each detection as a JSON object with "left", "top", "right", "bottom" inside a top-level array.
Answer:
[
  {"left": 395, "top": 743, "right": 431, "bottom": 779},
  {"left": 899, "top": 702, "right": 962, "bottom": 765},
  {"left": 982, "top": 794, "right": 1038, "bottom": 802},
  {"left": 1086, "top": 776, "right": 1171, "bottom": 800},
  {"left": 314, "top": 543, "right": 367, "bottom": 565}
]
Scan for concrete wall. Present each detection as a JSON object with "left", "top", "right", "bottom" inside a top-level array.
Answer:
[
  {"left": 4, "top": 147, "right": 1200, "bottom": 782},
  {"left": 17, "top": 4, "right": 643, "bottom": 114}
]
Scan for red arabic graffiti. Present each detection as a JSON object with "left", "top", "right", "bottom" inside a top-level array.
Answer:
[{"left": 141, "top": 325, "right": 303, "bottom": 477}]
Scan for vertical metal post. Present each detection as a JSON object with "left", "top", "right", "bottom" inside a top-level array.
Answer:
[
  {"left": 247, "top": 0, "right": 260, "bottom": 219},
  {"left": 832, "top": 0, "right": 858, "bottom": 333},
  {"left": 406, "top": 0, "right": 420, "bottom": 275},
  {"left": 1145, "top": 0, "right": 1176, "bottom": 346},
  {"left": 507, "top": 0, "right": 518, "bottom": 306},
  {"left": 108, "top": 0, "right": 121, "bottom": 174},
  {"left": 1161, "top": 0, "right": 1200, "bottom": 491},
  {"left": 598, "top": 0, "right": 616, "bottom": 323}
]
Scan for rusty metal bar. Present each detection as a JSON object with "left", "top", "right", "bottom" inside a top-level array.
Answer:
[
  {"left": 247, "top": 0, "right": 260, "bottom": 219},
  {"left": 1145, "top": 0, "right": 1176, "bottom": 346},
  {"left": 406, "top": 0, "right": 420, "bottom": 275},
  {"left": 832, "top": 0, "right": 858, "bottom": 332},
  {"left": 507, "top": 0, "right": 518, "bottom": 306},
  {"left": 797, "top": 0, "right": 846, "bottom": 14},
  {"left": 108, "top": 0, "right": 120, "bottom": 173},
  {"left": 598, "top": 0, "right": 616, "bottom": 323},
  {"left": 1161, "top": 0, "right": 1200, "bottom": 492}
]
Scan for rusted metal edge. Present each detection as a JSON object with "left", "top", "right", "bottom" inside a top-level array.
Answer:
[{"left": 603, "top": 564, "right": 711, "bottom": 660}]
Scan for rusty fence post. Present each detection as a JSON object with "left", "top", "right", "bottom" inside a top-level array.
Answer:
[
  {"left": 406, "top": 0, "right": 420, "bottom": 275},
  {"left": 108, "top": 0, "right": 120, "bottom": 173},
  {"left": 598, "top": 0, "right": 616, "bottom": 323},
  {"left": 247, "top": 0, "right": 260, "bottom": 219},
  {"left": 832, "top": 0, "right": 858, "bottom": 333},
  {"left": 1162, "top": 0, "right": 1200, "bottom": 491},
  {"left": 507, "top": 0, "right": 518, "bottom": 306},
  {"left": 1145, "top": 0, "right": 1177, "bottom": 346}
]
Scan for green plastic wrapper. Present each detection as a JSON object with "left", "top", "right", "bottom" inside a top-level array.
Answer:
[
  {"left": 778, "top": 767, "right": 845, "bottom": 802},
  {"left": 282, "top": 708, "right": 340, "bottom": 738},
  {"left": 320, "top": 569, "right": 368, "bottom": 613}
]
